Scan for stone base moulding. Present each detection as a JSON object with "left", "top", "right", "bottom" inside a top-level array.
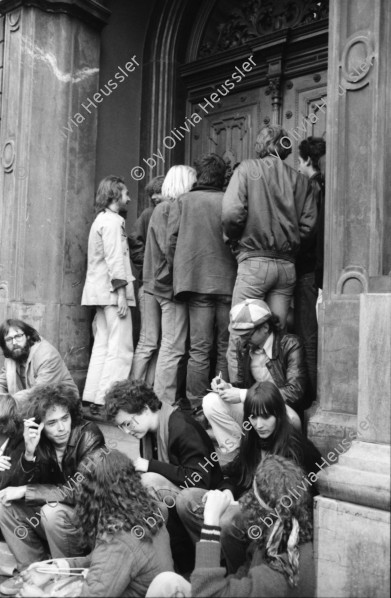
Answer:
[{"left": 314, "top": 496, "right": 390, "bottom": 598}]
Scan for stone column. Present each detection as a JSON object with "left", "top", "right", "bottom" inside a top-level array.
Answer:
[
  {"left": 0, "top": 0, "right": 109, "bottom": 388},
  {"left": 308, "top": 0, "right": 391, "bottom": 595},
  {"left": 314, "top": 294, "right": 390, "bottom": 597},
  {"left": 308, "top": 0, "right": 391, "bottom": 454}
]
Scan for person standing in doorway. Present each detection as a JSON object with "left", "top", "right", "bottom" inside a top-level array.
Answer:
[
  {"left": 131, "top": 165, "right": 196, "bottom": 405},
  {"left": 295, "top": 137, "right": 326, "bottom": 408},
  {"left": 166, "top": 154, "right": 237, "bottom": 414},
  {"left": 82, "top": 175, "right": 136, "bottom": 416},
  {"left": 222, "top": 125, "right": 318, "bottom": 381}
]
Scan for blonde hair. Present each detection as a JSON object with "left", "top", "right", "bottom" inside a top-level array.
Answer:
[
  {"left": 161, "top": 165, "right": 196, "bottom": 201},
  {"left": 255, "top": 125, "right": 291, "bottom": 160}
]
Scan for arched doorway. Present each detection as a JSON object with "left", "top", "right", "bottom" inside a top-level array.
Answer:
[{"left": 139, "top": 0, "right": 329, "bottom": 210}]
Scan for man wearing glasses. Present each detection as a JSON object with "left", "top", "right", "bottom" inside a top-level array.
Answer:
[{"left": 0, "top": 319, "right": 79, "bottom": 406}]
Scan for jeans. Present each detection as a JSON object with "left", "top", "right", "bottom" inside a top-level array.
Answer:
[
  {"left": 0, "top": 502, "right": 84, "bottom": 571},
  {"left": 135, "top": 286, "right": 158, "bottom": 386},
  {"left": 83, "top": 305, "right": 133, "bottom": 405},
  {"left": 186, "top": 293, "right": 231, "bottom": 408},
  {"left": 294, "top": 272, "right": 318, "bottom": 407},
  {"left": 176, "top": 488, "right": 249, "bottom": 573},
  {"left": 142, "top": 472, "right": 194, "bottom": 574},
  {"left": 131, "top": 293, "right": 188, "bottom": 404},
  {"left": 141, "top": 472, "right": 180, "bottom": 507},
  {"left": 228, "top": 257, "right": 296, "bottom": 381}
]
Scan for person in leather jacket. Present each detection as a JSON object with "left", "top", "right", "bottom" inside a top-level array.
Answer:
[
  {"left": 0, "top": 382, "right": 105, "bottom": 582},
  {"left": 203, "top": 299, "right": 305, "bottom": 458}
]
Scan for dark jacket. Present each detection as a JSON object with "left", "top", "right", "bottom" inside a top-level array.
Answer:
[
  {"left": 314, "top": 173, "right": 326, "bottom": 289},
  {"left": 220, "top": 431, "right": 322, "bottom": 500},
  {"left": 234, "top": 332, "right": 307, "bottom": 411},
  {"left": 0, "top": 432, "right": 26, "bottom": 490},
  {"left": 166, "top": 186, "right": 237, "bottom": 299},
  {"left": 128, "top": 206, "right": 154, "bottom": 282},
  {"left": 147, "top": 410, "right": 223, "bottom": 490},
  {"left": 143, "top": 200, "right": 174, "bottom": 299},
  {"left": 222, "top": 158, "right": 317, "bottom": 263},
  {"left": 191, "top": 538, "right": 315, "bottom": 597},
  {"left": 66, "top": 526, "right": 173, "bottom": 598},
  {"left": 19, "top": 420, "right": 105, "bottom": 505},
  {"left": 295, "top": 172, "right": 324, "bottom": 278}
]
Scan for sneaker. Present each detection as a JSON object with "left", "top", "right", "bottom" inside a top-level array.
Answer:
[{"left": 0, "top": 574, "right": 24, "bottom": 596}]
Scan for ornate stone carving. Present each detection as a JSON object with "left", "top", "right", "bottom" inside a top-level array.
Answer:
[
  {"left": 2, "top": 140, "right": 15, "bottom": 173},
  {"left": 8, "top": 9, "right": 21, "bottom": 31},
  {"left": 0, "top": 0, "right": 110, "bottom": 30},
  {"left": 340, "top": 30, "right": 375, "bottom": 91},
  {"left": 198, "top": 0, "right": 329, "bottom": 57},
  {"left": 336, "top": 266, "right": 369, "bottom": 296}
]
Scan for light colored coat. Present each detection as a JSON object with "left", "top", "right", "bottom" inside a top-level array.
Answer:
[
  {"left": 0, "top": 338, "right": 79, "bottom": 404},
  {"left": 81, "top": 210, "right": 135, "bottom": 306}
]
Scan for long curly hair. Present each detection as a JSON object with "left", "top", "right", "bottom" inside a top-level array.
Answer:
[
  {"left": 74, "top": 449, "right": 164, "bottom": 548},
  {"left": 240, "top": 455, "right": 313, "bottom": 587},
  {"left": 238, "top": 382, "right": 305, "bottom": 487},
  {"left": 22, "top": 383, "right": 82, "bottom": 426}
]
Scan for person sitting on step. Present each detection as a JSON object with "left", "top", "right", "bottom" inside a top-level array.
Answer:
[
  {"left": 147, "top": 454, "right": 316, "bottom": 598},
  {"left": 203, "top": 298, "right": 305, "bottom": 460}
]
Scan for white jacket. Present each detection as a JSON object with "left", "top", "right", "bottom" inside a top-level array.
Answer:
[{"left": 81, "top": 210, "right": 135, "bottom": 306}]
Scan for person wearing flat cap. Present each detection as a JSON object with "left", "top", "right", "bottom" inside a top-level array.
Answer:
[{"left": 203, "top": 298, "right": 305, "bottom": 459}]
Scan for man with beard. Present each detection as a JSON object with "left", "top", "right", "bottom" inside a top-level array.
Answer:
[{"left": 0, "top": 319, "right": 79, "bottom": 406}]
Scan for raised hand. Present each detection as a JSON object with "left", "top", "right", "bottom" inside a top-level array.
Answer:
[
  {"left": 23, "top": 418, "right": 44, "bottom": 459},
  {"left": 203, "top": 489, "right": 233, "bottom": 527}
]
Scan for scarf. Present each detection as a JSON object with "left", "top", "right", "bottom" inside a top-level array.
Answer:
[{"left": 156, "top": 402, "right": 177, "bottom": 463}]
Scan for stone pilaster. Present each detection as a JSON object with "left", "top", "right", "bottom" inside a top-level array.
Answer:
[
  {"left": 308, "top": 0, "right": 391, "bottom": 595},
  {"left": 315, "top": 293, "right": 390, "bottom": 597},
  {"left": 0, "top": 0, "right": 109, "bottom": 388},
  {"left": 308, "top": 0, "right": 391, "bottom": 454}
]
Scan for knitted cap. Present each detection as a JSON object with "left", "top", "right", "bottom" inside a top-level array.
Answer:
[{"left": 229, "top": 299, "right": 272, "bottom": 335}]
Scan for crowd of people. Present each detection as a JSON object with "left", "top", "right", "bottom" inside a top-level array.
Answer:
[{"left": 0, "top": 124, "right": 326, "bottom": 597}]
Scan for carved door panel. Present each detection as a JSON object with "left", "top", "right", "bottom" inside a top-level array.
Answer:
[
  {"left": 188, "top": 74, "right": 327, "bottom": 172},
  {"left": 187, "top": 88, "right": 264, "bottom": 170},
  {"left": 281, "top": 72, "right": 327, "bottom": 169}
]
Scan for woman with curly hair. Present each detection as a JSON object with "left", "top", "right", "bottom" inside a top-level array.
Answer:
[
  {"left": 23, "top": 449, "right": 174, "bottom": 597},
  {"left": 147, "top": 455, "right": 315, "bottom": 597},
  {"left": 176, "top": 381, "right": 321, "bottom": 572}
]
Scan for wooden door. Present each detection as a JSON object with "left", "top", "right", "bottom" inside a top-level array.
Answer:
[{"left": 188, "top": 71, "right": 327, "bottom": 171}]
